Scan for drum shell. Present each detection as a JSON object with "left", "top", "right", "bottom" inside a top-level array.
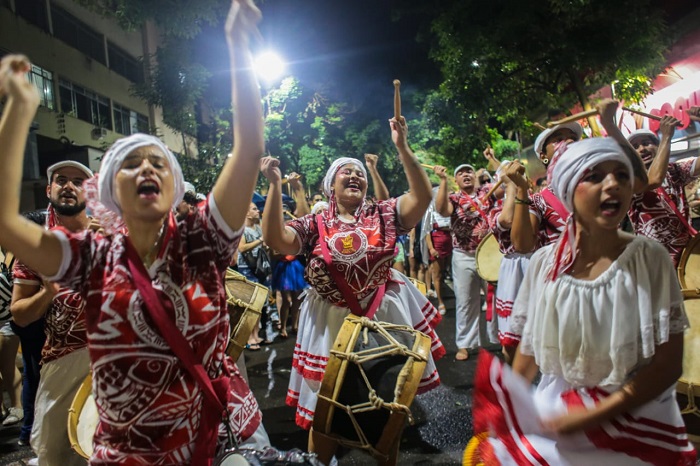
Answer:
[
  {"left": 475, "top": 233, "right": 503, "bottom": 283},
  {"left": 67, "top": 373, "right": 97, "bottom": 459},
  {"left": 678, "top": 298, "right": 700, "bottom": 448},
  {"left": 224, "top": 269, "right": 269, "bottom": 361},
  {"left": 408, "top": 277, "right": 427, "bottom": 296},
  {"left": 678, "top": 235, "right": 700, "bottom": 297}
]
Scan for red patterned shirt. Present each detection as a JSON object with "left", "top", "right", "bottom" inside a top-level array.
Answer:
[
  {"left": 49, "top": 197, "right": 261, "bottom": 464},
  {"left": 287, "top": 198, "right": 408, "bottom": 307},
  {"left": 448, "top": 191, "right": 490, "bottom": 253},
  {"left": 13, "top": 260, "right": 87, "bottom": 364},
  {"left": 628, "top": 159, "right": 697, "bottom": 266},
  {"left": 488, "top": 199, "right": 516, "bottom": 255},
  {"left": 529, "top": 188, "right": 567, "bottom": 248}
]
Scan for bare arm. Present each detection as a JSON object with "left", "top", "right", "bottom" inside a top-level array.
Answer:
[
  {"left": 645, "top": 116, "right": 681, "bottom": 189},
  {"left": 10, "top": 281, "right": 55, "bottom": 327},
  {"left": 260, "top": 157, "right": 301, "bottom": 255},
  {"left": 288, "top": 173, "right": 310, "bottom": 217},
  {"left": 392, "top": 119, "right": 432, "bottom": 228},
  {"left": 238, "top": 233, "right": 264, "bottom": 254},
  {"left": 497, "top": 181, "right": 517, "bottom": 229},
  {"left": 212, "top": 0, "right": 265, "bottom": 230},
  {"left": 507, "top": 166, "right": 538, "bottom": 253},
  {"left": 512, "top": 348, "right": 539, "bottom": 383},
  {"left": 364, "top": 153, "right": 390, "bottom": 201},
  {"left": 483, "top": 146, "right": 501, "bottom": 170},
  {"left": 433, "top": 166, "right": 454, "bottom": 217},
  {"left": 0, "top": 55, "right": 64, "bottom": 277}
]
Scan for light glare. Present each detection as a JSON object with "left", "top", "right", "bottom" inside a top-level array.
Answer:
[{"left": 254, "top": 51, "right": 286, "bottom": 83}]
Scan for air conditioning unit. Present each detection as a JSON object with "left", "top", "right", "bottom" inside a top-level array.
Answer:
[{"left": 91, "top": 127, "right": 108, "bottom": 140}]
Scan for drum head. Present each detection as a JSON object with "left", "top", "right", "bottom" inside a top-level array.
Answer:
[
  {"left": 330, "top": 327, "right": 415, "bottom": 446},
  {"left": 476, "top": 233, "right": 502, "bottom": 283},
  {"left": 78, "top": 394, "right": 98, "bottom": 457},
  {"left": 68, "top": 374, "right": 96, "bottom": 459},
  {"left": 679, "top": 235, "right": 700, "bottom": 291}
]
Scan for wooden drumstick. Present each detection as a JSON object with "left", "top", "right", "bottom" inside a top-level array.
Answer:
[
  {"left": 283, "top": 210, "right": 297, "bottom": 219},
  {"left": 672, "top": 132, "right": 700, "bottom": 143},
  {"left": 280, "top": 178, "right": 289, "bottom": 185},
  {"left": 622, "top": 106, "right": 683, "bottom": 126},
  {"left": 420, "top": 163, "right": 436, "bottom": 170},
  {"left": 547, "top": 109, "right": 599, "bottom": 127},
  {"left": 481, "top": 179, "right": 504, "bottom": 201},
  {"left": 533, "top": 122, "right": 547, "bottom": 131},
  {"left": 393, "top": 79, "right": 401, "bottom": 120}
]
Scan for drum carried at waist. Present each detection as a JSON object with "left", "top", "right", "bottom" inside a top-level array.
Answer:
[
  {"left": 407, "top": 277, "right": 427, "bottom": 296},
  {"left": 224, "top": 268, "right": 269, "bottom": 361},
  {"left": 679, "top": 234, "right": 700, "bottom": 299},
  {"left": 312, "top": 315, "right": 431, "bottom": 465},
  {"left": 475, "top": 232, "right": 503, "bottom": 284},
  {"left": 67, "top": 373, "right": 97, "bottom": 459}
]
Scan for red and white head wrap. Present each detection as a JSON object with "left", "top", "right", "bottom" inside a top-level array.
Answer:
[
  {"left": 322, "top": 157, "right": 367, "bottom": 198},
  {"left": 546, "top": 137, "right": 635, "bottom": 281}
]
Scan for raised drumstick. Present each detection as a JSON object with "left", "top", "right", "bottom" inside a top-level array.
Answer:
[
  {"left": 393, "top": 79, "right": 401, "bottom": 120},
  {"left": 672, "top": 132, "right": 700, "bottom": 143},
  {"left": 547, "top": 109, "right": 599, "bottom": 127},
  {"left": 420, "top": 163, "right": 435, "bottom": 170},
  {"left": 481, "top": 179, "right": 504, "bottom": 201},
  {"left": 622, "top": 106, "right": 683, "bottom": 126}
]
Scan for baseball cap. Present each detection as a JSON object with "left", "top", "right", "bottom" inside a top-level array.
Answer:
[
  {"left": 534, "top": 122, "right": 583, "bottom": 155},
  {"left": 46, "top": 161, "right": 93, "bottom": 183},
  {"left": 454, "top": 164, "right": 475, "bottom": 177},
  {"left": 626, "top": 129, "right": 659, "bottom": 146},
  {"left": 183, "top": 181, "right": 196, "bottom": 194}
]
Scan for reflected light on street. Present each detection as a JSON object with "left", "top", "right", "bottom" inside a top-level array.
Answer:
[{"left": 254, "top": 51, "right": 286, "bottom": 83}]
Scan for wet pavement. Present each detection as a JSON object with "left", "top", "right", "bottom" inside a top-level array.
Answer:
[{"left": 0, "top": 282, "right": 496, "bottom": 465}]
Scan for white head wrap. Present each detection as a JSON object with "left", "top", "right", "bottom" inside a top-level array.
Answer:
[
  {"left": 322, "top": 157, "right": 367, "bottom": 197},
  {"left": 311, "top": 201, "right": 329, "bottom": 215},
  {"left": 97, "top": 134, "right": 185, "bottom": 215}
]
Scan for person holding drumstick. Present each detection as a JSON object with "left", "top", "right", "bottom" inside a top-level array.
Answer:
[
  {"left": 434, "top": 163, "right": 490, "bottom": 361},
  {"left": 626, "top": 112, "right": 696, "bottom": 267},
  {"left": 0, "top": 1, "right": 270, "bottom": 463},
  {"left": 469, "top": 137, "right": 696, "bottom": 465},
  {"left": 259, "top": 116, "right": 444, "bottom": 461}
]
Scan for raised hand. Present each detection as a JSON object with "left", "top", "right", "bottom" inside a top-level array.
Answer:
[
  {"left": 389, "top": 117, "right": 408, "bottom": 151},
  {"left": 287, "top": 172, "right": 303, "bottom": 189},
  {"left": 260, "top": 156, "right": 282, "bottom": 183},
  {"left": 503, "top": 161, "right": 528, "bottom": 190},
  {"left": 0, "top": 54, "right": 39, "bottom": 107},
  {"left": 364, "top": 153, "right": 379, "bottom": 169},
  {"left": 433, "top": 165, "right": 447, "bottom": 180},
  {"left": 688, "top": 106, "right": 700, "bottom": 123},
  {"left": 596, "top": 98, "right": 619, "bottom": 127},
  {"left": 659, "top": 115, "right": 682, "bottom": 140},
  {"left": 225, "top": 0, "right": 262, "bottom": 46}
]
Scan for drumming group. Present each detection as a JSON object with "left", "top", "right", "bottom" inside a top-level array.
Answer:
[{"left": 0, "top": 0, "right": 700, "bottom": 465}]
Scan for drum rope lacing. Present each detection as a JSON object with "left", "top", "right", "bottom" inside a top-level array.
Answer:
[
  {"left": 318, "top": 317, "right": 430, "bottom": 459},
  {"left": 681, "top": 382, "right": 700, "bottom": 418}
]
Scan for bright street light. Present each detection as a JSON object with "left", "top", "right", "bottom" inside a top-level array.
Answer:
[{"left": 254, "top": 51, "right": 286, "bottom": 83}]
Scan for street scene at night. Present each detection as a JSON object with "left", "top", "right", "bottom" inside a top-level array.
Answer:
[{"left": 1, "top": 0, "right": 700, "bottom": 465}]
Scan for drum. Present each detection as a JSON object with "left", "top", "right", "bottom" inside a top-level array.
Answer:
[
  {"left": 67, "top": 373, "right": 97, "bottom": 459},
  {"left": 678, "top": 298, "right": 700, "bottom": 447},
  {"left": 475, "top": 232, "right": 503, "bottom": 283},
  {"left": 678, "top": 234, "right": 700, "bottom": 298},
  {"left": 224, "top": 268, "right": 269, "bottom": 361},
  {"left": 408, "top": 277, "right": 427, "bottom": 296},
  {"left": 313, "top": 315, "right": 431, "bottom": 463}
]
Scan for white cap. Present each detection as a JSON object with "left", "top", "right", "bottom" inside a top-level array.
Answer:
[
  {"left": 183, "top": 181, "right": 196, "bottom": 194},
  {"left": 626, "top": 129, "right": 659, "bottom": 146},
  {"left": 47, "top": 161, "right": 93, "bottom": 183},
  {"left": 454, "top": 164, "right": 475, "bottom": 177},
  {"left": 196, "top": 193, "right": 206, "bottom": 201},
  {"left": 534, "top": 122, "right": 583, "bottom": 155}
]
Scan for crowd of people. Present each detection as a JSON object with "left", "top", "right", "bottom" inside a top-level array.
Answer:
[{"left": 0, "top": 1, "right": 698, "bottom": 464}]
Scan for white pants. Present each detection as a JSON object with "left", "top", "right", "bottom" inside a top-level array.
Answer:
[
  {"left": 452, "top": 249, "right": 483, "bottom": 350},
  {"left": 31, "top": 347, "right": 91, "bottom": 466}
]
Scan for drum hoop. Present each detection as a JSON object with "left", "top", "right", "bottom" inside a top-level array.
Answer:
[
  {"left": 677, "top": 379, "right": 700, "bottom": 397},
  {"left": 224, "top": 269, "right": 269, "bottom": 361},
  {"left": 678, "top": 234, "right": 700, "bottom": 291},
  {"left": 475, "top": 232, "right": 502, "bottom": 283},
  {"left": 67, "top": 372, "right": 94, "bottom": 459}
]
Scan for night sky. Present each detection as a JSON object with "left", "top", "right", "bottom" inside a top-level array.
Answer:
[{"left": 199, "top": 0, "right": 440, "bottom": 117}]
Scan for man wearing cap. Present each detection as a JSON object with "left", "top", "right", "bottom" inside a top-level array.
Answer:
[
  {"left": 10, "top": 161, "right": 93, "bottom": 465},
  {"left": 435, "top": 163, "right": 490, "bottom": 360},
  {"left": 627, "top": 114, "right": 697, "bottom": 267},
  {"left": 176, "top": 181, "right": 198, "bottom": 221}
]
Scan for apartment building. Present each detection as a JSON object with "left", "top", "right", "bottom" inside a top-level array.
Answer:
[{"left": 0, "top": 0, "right": 197, "bottom": 211}]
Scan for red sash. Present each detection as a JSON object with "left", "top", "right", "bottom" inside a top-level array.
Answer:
[
  {"left": 315, "top": 215, "right": 386, "bottom": 319},
  {"left": 657, "top": 187, "right": 698, "bottom": 236},
  {"left": 540, "top": 188, "right": 570, "bottom": 222}
]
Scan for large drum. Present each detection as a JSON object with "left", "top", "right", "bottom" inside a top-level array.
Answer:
[
  {"left": 679, "top": 234, "right": 700, "bottom": 298},
  {"left": 67, "top": 373, "right": 97, "bottom": 459},
  {"left": 407, "top": 277, "right": 427, "bottom": 296},
  {"left": 678, "top": 298, "right": 700, "bottom": 447},
  {"left": 475, "top": 232, "right": 503, "bottom": 284},
  {"left": 313, "top": 315, "right": 431, "bottom": 464},
  {"left": 224, "top": 268, "right": 269, "bottom": 361}
]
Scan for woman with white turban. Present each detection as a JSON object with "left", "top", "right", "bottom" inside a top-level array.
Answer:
[
  {"left": 261, "top": 117, "right": 445, "bottom": 461},
  {"left": 0, "top": 1, "right": 271, "bottom": 464},
  {"left": 466, "top": 138, "right": 695, "bottom": 465}
]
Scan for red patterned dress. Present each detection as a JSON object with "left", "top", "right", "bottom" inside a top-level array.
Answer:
[
  {"left": 285, "top": 198, "right": 444, "bottom": 429},
  {"left": 628, "top": 159, "right": 697, "bottom": 267},
  {"left": 529, "top": 187, "right": 567, "bottom": 248},
  {"left": 47, "top": 197, "right": 265, "bottom": 465}
]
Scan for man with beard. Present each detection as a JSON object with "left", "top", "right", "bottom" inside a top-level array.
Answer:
[
  {"left": 175, "top": 181, "right": 198, "bottom": 221},
  {"left": 10, "top": 161, "right": 93, "bottom": 465},
  {"left": 626, "top": 113, "right": 698, "bottom": 267},
  {"left": 435, "top": 163, "right": 490, "bottom": 361}
]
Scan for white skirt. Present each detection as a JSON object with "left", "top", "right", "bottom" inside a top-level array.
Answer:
[
  {"left": 286, "top": 269, "right": 445, "bottom": 430},
  {"left": 495, "top": 253, "right": 531, "bottom": 348}
]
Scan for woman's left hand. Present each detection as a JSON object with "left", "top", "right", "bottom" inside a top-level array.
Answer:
[
  {"left": 390, "top": 117, "right": 408, "bottom": 151},
  {"left": 260, "top": 156, "right": 282, "bottom": 183},
  {"left": 541, "top": 406, "right": 601, "bottom": 435}
]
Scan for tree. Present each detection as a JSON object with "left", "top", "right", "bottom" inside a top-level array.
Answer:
[{"left": 396, "top": 0, "right": 669, "bottom": 157}]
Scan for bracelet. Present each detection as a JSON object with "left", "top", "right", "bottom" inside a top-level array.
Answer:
[{"left": 514, "top": 197, "right": 532, "bottom": 205}]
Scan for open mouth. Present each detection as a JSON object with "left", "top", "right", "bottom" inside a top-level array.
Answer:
[
  {"left": 600, "top": 199, "right": 622, "bottom": 217},
  {"left": 137, "top": 180, "right": 161, "bottom": 198},
  {"left": 346, "top": 181, "right": 361, "bottom": 191}
]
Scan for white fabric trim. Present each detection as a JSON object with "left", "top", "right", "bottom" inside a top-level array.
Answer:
[
  {"left": 208, "top": 193, "right": 243, "bottom": 240},
  {"left": 44, "top": 230, "right": 73, "bottom": 282}
]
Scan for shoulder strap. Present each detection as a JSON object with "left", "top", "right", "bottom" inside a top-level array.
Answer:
[
  {"left": 540, "top": 188, "right": 570, "bottom": 222},
  {"left": 657, "top": 187, "right": 697, "bottom": 236},
  {"left": 315, "top": 215, "right": 385, "bottom": 319}
]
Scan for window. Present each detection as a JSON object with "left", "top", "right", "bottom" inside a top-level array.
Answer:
[
  {"left": 113, "top": 103, "right": 149, "bottom": 136},
  {"left": 108, "top": 42, "right": 144, "bottom": 84},
  {"left": 59, "top": 80, "right": 112, "bottom": 129},
  {"left": 16, "top": 0, "right": 49, "bottom": 31},
  {"left": 50, "top": 4, "right": 106, "bottom": 64},
  {"left": 28, "top": 65, "right": 55, "bottom": 110}
]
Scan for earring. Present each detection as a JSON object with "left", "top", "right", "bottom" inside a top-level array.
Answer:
[{"left": 542, "top": 158, "right": 549, "bottom": 165}]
